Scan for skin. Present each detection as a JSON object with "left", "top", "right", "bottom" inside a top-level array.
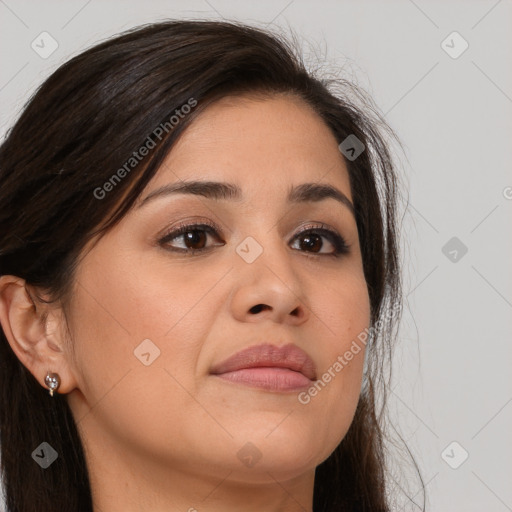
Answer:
[{"left": 0, "top": 94, "right": 370, "bottom": 512}]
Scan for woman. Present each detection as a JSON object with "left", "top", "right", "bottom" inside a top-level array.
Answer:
[{"left": 0, "top": 20, "right": 422, "bottom": 511}]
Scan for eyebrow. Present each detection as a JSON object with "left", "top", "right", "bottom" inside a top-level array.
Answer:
[{"left": 137, "top": 180, "right": 355, "bottom": 218}]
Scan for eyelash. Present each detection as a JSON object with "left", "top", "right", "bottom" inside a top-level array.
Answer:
[{"left": 158, "top": 220, "right": 350, "bottom": 258}]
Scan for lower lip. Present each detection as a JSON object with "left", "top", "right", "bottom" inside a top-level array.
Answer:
[{"left": 212, "top": 367, "right": 313, "bottom": 391}]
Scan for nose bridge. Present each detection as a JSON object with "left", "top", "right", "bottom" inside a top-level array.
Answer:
[
  {"left": 229, "top": 220, "right": 309, "bottom": 324},
  {"left": 236, "top": 220, "right": 296, "bottom": 286}
]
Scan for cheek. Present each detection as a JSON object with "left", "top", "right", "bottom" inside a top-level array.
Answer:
[
  {"left": 318, "top": 267, "right": 371, "bottom": 359},
  {"left": 298, "top": 269, "right": 370, "bottom": 441},
  {"left": 70, "top": 247, "right": 221, "bottom": 360},
  {"left": 67, "top": 252, "right": 228, "bottom": 428},
  {"left": 66, "top": 273, "right": 216, "bottom": 464}
]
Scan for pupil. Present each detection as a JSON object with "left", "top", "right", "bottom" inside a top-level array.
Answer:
[
  {"left": 302, "top": 234, "right": 321, "bottom": 252},
  {"left": 185, "top": 231, "right": 206, "bottom": 249}
]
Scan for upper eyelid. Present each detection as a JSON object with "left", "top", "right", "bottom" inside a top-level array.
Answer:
[
  {"left": 161, "top": 220, "right": 342, "bottom": 239},
  {"left": 160, "top": 220, "right": 219, "bottom": 239}
]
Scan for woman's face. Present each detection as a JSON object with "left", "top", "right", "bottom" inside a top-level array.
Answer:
[{"left": 65, "top": 93, "right": 370, "bottom": 486}]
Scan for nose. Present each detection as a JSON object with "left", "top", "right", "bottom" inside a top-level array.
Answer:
[{"left": 229, "top": 235, "right": 310, "bottom": 326}]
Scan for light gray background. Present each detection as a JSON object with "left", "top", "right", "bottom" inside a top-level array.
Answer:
[{"left": 1, "top": 1, "right": 511, "bottom": 511}]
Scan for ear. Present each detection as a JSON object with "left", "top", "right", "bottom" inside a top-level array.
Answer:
[{"left": 0, "top": 275, "right": 78, "bottom": 395}]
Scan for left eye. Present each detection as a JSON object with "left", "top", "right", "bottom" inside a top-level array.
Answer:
[{"left": 290, "top": 227, "right": 349, "bottom": 256}]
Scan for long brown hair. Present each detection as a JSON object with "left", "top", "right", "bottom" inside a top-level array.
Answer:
[{"left": 0, "top": 19, "right": 424, "bottom": 511}]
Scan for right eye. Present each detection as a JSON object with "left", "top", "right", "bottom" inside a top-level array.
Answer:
[{"left": 158, "top": 222, "right": 225, "bottom": 255}]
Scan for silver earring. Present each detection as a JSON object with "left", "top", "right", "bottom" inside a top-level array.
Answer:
[{"left": 45, "top": 371, "right": 61, "bottom": 397}]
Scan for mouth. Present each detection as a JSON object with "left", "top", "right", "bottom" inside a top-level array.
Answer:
[{"left": 210, "top": 343, "right": 317, "bottom": 392}]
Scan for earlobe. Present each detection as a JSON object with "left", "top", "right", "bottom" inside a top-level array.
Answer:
[
  {"left": 0, "top": 275, "right": 77, "bottom": 395},
  {"left": 44, "top": 371, "right": 61, "bottom": 396}
]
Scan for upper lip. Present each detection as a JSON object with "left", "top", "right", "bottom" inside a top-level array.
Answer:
[{"left": 210, "top": 343, "right": 317, "bottom": 381}]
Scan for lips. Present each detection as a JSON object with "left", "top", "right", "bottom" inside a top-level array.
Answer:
[{"left": 210, "top": 343, "right": 317, "bottom": 381}]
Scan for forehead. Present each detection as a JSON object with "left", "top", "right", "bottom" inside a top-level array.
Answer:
[{"left": 148, "top": 93, "right": 352, "bottom": 202}]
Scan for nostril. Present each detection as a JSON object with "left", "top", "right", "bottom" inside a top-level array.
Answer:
[{"left": 249, "top": 304, "right": 270, "bottom": 314}]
